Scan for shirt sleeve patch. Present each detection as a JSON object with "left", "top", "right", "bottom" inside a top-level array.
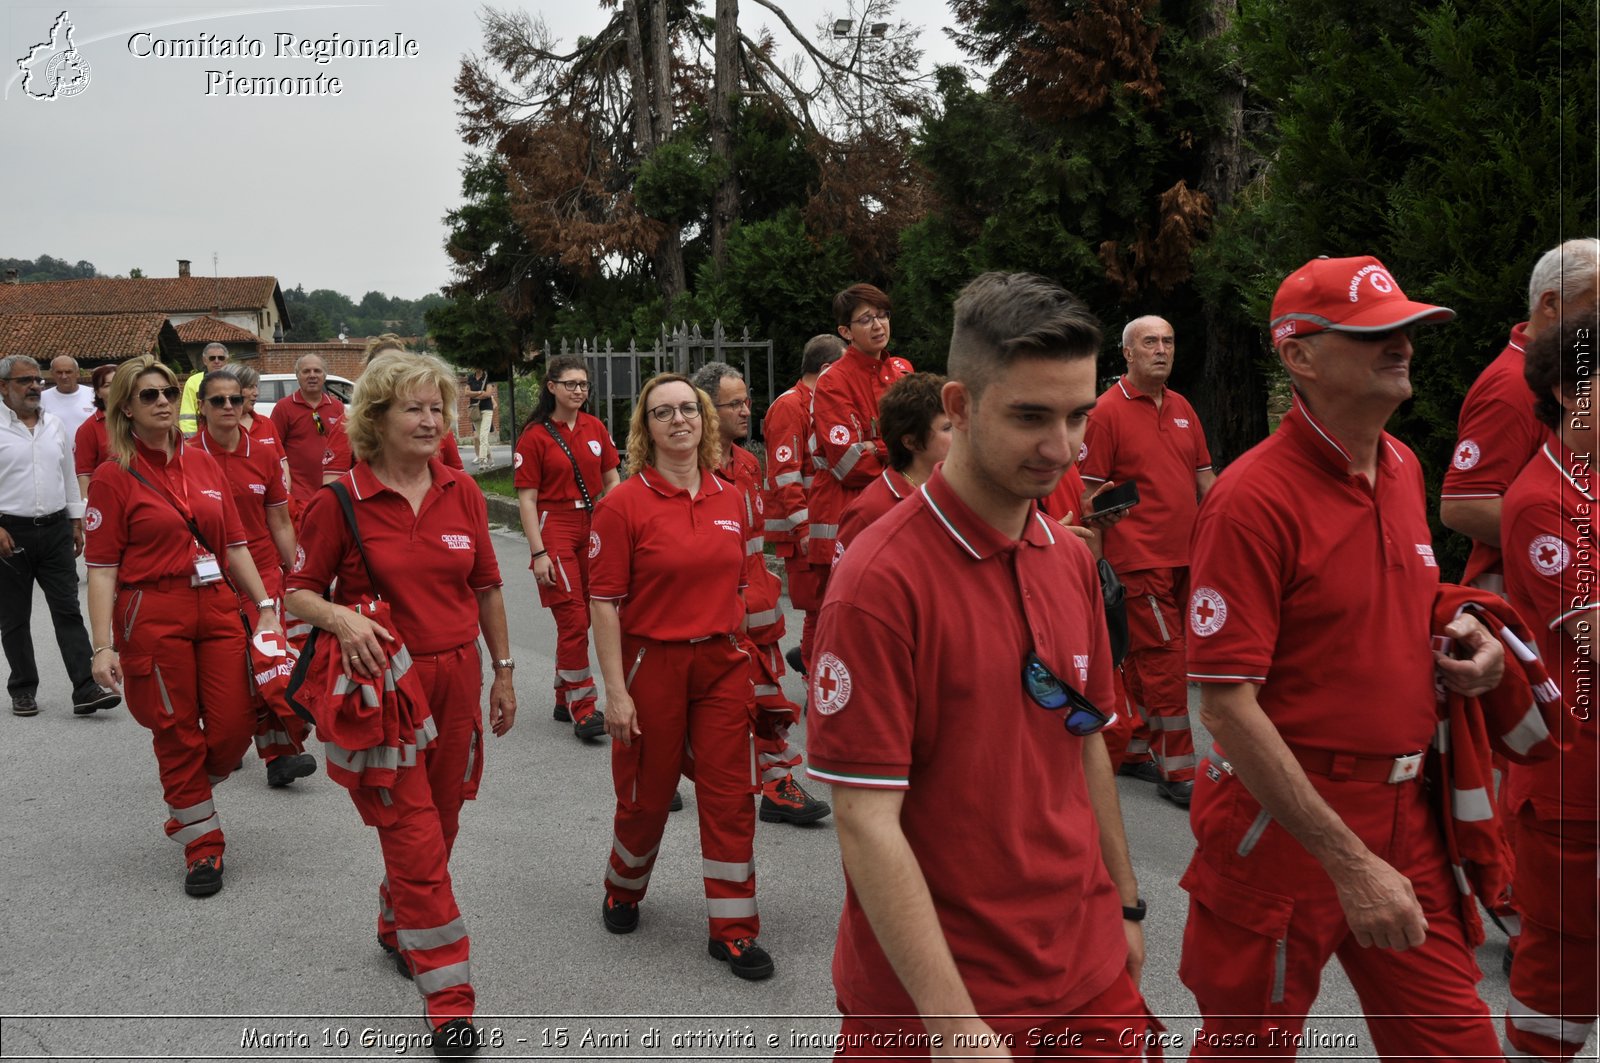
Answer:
[
  {"left": 812, "top": 651, "right": 853, "bottom": 715},
  {"left": 1189, "top": 585, "right": 1228, "bottom": 636}
]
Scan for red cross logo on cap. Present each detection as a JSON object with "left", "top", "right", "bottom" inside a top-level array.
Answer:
[{"left": 813, "top": 652, "right": 852, "bottom": 716}]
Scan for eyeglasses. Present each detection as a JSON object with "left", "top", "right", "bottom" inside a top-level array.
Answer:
[
  {"left": 1023, "top": 651, "right": 1113, "bottom": 736},
  {"left": 555, "top": 380, "right": 591, "bottom": 392},
  {"left": 649, "top": 402, "right": 702, "bottom": 422},
  {"left": 136, "top": 386, "right": 182, "bottom": 405},
  {"left": 852, "top": 310, "right": 890, "bottom": 328},
  {"left": 714, "top": 397, "right": 751, "bottom": 411},
  {"left": 206, "top": 394, "right": 246, "bottom": 408},
  {"left": 311, "top": 410, "right": 326, "bottom": 436},
  {"left": 5, "top": 375, "right": 43, "bottom": 387}
]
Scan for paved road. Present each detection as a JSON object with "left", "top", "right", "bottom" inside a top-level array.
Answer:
[{"left": 1, "top": 523, "right": 1522, "bottom": 1061}]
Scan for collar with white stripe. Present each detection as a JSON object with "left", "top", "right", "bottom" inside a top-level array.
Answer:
[
  {"left": 1282, "top": 390, "right": 1405, "bottom": 479},
  {"left": 194, "top": 427, "right": 252, "bottom": 457},
  {"left": 1542, "top": 441, "right": 1595, "bottom": 501},
  {"left": 348, "top": 458, "right": 453, "bottom": 502},
  {"left": 917, "top": 467, "right": 1056, "bottom": 561},
  {"left": 637, "top": 463, "right": 725, "bottom": 499}
]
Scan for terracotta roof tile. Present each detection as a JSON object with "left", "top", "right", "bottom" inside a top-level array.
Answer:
[
  {"left": 0, "top": 313, "right": 181, "bottom": 363},
  {"left": 174, "top": 315, "right": 263, "bottom": 345},
  {"left": 0, "top": 276, "right": 284, "bottom": 318}
]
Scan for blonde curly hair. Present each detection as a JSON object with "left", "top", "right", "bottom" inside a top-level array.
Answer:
[
  {"left": 625, "top": 373, "right": 721, "bottom": 475},
  {"left": 345, "top": 351, "right": 459, "bottom": 463}
]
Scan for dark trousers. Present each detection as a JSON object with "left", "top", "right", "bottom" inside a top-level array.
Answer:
[{"left": 0, "top": 517, "right": 94, "bottom": 699}]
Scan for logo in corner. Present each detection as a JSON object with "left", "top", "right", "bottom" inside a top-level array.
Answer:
[
  {"left": 588, "top": 531, "right": 601, "bottom": 559},
  {"left": 1530, "top": 535, "right": 1570, "bottom": 576},
  {"left": 83, "top": 506, "right": 102, "bottom": 532},
  {"left": 1452, "top": 440, "right": 1480, "bottom": 471},
  {"left": 812, "top": 652, "right": 852, "bottom": 716},
  {"left": 1189, "top": 586, "right": 1228, "bottom": 637},
  {"left": 18, "top": 11, "right": 92, "bottom": 101}
]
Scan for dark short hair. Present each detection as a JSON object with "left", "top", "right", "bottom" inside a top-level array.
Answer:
[
  {"left": 879, "top": 373, "right": 949, "bottom": 471},
  {"left": 947, "top": 272, "right": 1102, "bottom": 396},
  {"left": 833, "top": 283, "right": 890, "bottom": 328},
  {"left": 801, "top": 334, "right": 846, "bottom": 376},
  {"left": 1525, "top": 308, "right": 1600, "bottom": 431}
]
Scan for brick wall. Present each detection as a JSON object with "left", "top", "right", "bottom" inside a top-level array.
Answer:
[{"left": 257, "top": 342, "right": 483, "bottom": 438}]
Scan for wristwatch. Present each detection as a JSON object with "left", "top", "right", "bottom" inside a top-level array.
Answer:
[
  {"left": 257, "top": 599, "right": 277, "bottom": 611},
  {"left": 1122, "top": 898, "right": 1147, "bottom": 922},
  {"left": 493, "top": 658, "right": 516, "bottom": 671}
]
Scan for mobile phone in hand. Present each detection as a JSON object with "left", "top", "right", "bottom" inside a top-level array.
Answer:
[{"left": 1091, "top": 480, "right": 1140, "bottom": 517}]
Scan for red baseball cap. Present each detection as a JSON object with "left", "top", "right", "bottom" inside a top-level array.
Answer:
[{"left": 1270, "top": 255, "right": 1454, "bottom": 347}]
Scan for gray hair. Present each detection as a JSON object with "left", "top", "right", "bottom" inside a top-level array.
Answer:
[
  {"left": 690, "top": 360, "right": 744, "bottom": 400},
  {"left": 1528, "top": 238, "right": 1600, "bottom": 316},
  {"left": 202, "top": 342, "right": 229, "bottom": 358},
  {"left": 294, "top": 352, "right": 326, "bottom": 372},
  {"left": 50, "top": 354, "right": 79, "bottom": 371},
  {"left": 0, "top": 355, "right": 40, "bottom": 379},
  {"left": 220, "top": 362, "right": 259, "bottom": 389},
  {"left": 801, "top": 334, "right": 845, "bottom": 376},
  {"left": 1121, "top": 315, "right": 1168, "bottom": 350}
]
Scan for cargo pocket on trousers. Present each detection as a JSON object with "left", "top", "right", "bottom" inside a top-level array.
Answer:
[
  {"left": 1179, "top": 856, "right": 1296, "bottom": 1012},
  {"left": 118, "top": 653, "right": 166, "bottom": 729}
]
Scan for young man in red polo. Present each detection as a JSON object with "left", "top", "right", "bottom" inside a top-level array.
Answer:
[
  {"left": 809, "top": 271, "right": 1151, "bottom": 1056},
  {"left": 806, "top": 284, "right": 912, "bottom": 594},
  {"left": 1079, "top": 315, "right": 1216, "bottom": 806},
  {"left": 762, "top": 334, "right": 843, "bottom": 674},
  {"left": 1181, "top": 255, "right": 1507, "bottom": 1058}
]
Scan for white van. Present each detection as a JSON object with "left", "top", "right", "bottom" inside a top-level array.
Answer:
[{"left": 255, "top": 373, "right": 355, "bottom": 420}]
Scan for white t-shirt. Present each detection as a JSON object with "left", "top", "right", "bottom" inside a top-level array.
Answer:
[{"left": 39, "top": 386, "right": 97, "bottom": 440}]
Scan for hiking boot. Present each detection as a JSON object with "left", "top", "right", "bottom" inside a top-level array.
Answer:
[
  {"left": 72, "top": 685, "right": 119, "bottom": 715},
  {"left": 1118, "top": 760, "right": 1161, "bottom": 784},
  {"left": 1158, "top": 779, "right": 1194, "bottom": 807},
  {"left": 602, "top": 895, "right": 640, "bottom": 935},
  {"left": 574, "top": 708, "right": 606, "bottom": 740},
  {"left": 432, "top": 1018, "right": 480, "bottom": 1059},
  {"left": 759, "top": 774, "right": 832, "bottom": 825},
  {"left": 184, "top": 855, "right": 224, "bottom": 897},
  {"left": 709, "top": 936, "right": 774, "bottom": 980},
  {"left": 11, "top": 694, "right": 38, "bottom": 717},
  {"left": 553, "top": 704, "right": 571, "bottom": 723},
  {"left": 379, "top": 937, "right": 413, "bottom": 980},
  {"left": 266, "top": 752, "right": 317, "bottom": 788}
]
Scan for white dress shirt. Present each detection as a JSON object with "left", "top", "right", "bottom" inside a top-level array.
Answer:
[
  {"left": 39, "top": 385, "right": 97, "bottom": 439},
  {"left": 0, "top": 404, "right": 85, "bottom": 519}
]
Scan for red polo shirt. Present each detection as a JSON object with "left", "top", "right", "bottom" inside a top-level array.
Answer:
[
  {"left": 838, "top": 467, "right": 912, "bottom": 549},
  {"left": 1079, "top": 376, "right": 1211, "bottom": 571},
  {"left": 246, "top": 415, "right": 280, "bottom": 451},
  {"left": 589, "top": 466, "right": 747, "bottom": 641},
  {"left": 807, "top": 346, "right": 913, "bottom": 567},
  {"left": 807, "top": 468, "right": 1124, "bottom": 1029},
  {"left": 85, "top": 437, "right": 248, "bottom": 586},
  {"left": 1186, "top": 393, "right": 1440, "bottom": 754},
  {"left": 1441, "top": 323, "right": 1552, "bottom": 586},
  {"left": 74, "top": 411, "right": 109, "bottom": 478},
  {"left": 285, "top": 460, "right": 501, "bottom": 655},
  {"left": 270, "top": 390, "right": 347, "bottom": 504},
  {"left": 1041, "top": 465, "right": 1087, "bottom": 525},
  {"left": 512, "top": 413, "right": 619, "bottom": 506},
  {"left": 1501, "top": 440, "right": 1597, "bottom": 821},
  {"left": 762, "top": 380, "right": 813, "bottom": 551},
  {"left": 440, "top": 433, "right": 464, "bottom": 470},
  {"left": 192, "top": 428, "right": 289, "bottom": 583}
]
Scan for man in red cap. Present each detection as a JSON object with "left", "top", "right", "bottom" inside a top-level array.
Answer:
[{"left": 1181, "top": 255, "right": 1508, "bottom": 1058}]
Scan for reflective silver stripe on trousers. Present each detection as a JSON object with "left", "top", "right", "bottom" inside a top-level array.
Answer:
[
  {"left": 1434, "top": 718, "right": 1451, "bottom": 754},
  {"left": 1147, "top": 712, "right": 1193, "bottom": 731},
  {"left": 168, "top": 799, "right": 216, "bottom": 823},
  {"left": 612, "top": 835, "right": 659, "bottom": 868},
  {"left": 557, "top": 667, "right": 593, "bottom": 683},
  {"left": 171, "top": 814, "right": 221, "bottom": 845},
  {"left": 255, "top": 730, "right": 291, "bottom": 751},
  {"left": 1501, "top": 703, "right": 1551, "bottom": 757},
  {"left": 606, "top": 866, "right": 651, "bottom": 890},
  {"left": 747, "top": 609, "right": 780, "bottom": 629},
  {"left": 1126, "top": 738, "right": 1151, "bottom": 754},
  {"left": 381, "top": 877, "right": 394, "bottom": 922},
  {"left": 153, "top": 664, "right": 176, "bottom": 717},
  {"left": 753, "top": 683, "right": 782, "bottom": 698},
  {"left": 398, "top": 917, "right": 468, "bottom": 953},
  {"left": 1270, "top": 938, "right": 1286, "bottom": 1003},
  {"left": 706, "top": 897, "right": 758, "bottom": 919},
  {"left": 1452, "top": 786, "right": 1494, "bottom": 822},
  {"left": 809, "top": 523, "right": 839, "bottom": 540},
  {"left": 1154, "top": 752, "right": 1197, "bottom": 771},
  {"left": 413, "top": 959, "right": 472, "bottom": 997},
  {"left": 1452, "top": 862, "right": 1472, "bottom": 895},
  {"left": 702, "top": 859, "right": 753, "bottom": 882},
  {"left": 833, "top": 441, "right": 873, "bottom": 479},
  {"left": 1508, "top": 998, "right": 1595, "bottom": 1044}
]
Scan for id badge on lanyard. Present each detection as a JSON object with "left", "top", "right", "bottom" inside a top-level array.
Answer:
[{"left": 192, "top": 546, "right": 223, "bottom": 586}]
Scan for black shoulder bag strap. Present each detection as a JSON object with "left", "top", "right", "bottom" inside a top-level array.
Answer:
[
  {"left": 285, "top": 481, "right": 382, "bottom": 722},
  {"left": 542, "top": 419, "right": 594, "bottom": 513}
]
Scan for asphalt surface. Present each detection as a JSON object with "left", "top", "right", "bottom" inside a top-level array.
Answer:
[{"left": 0, "top": 521, "right": 1528, "bottom": 1061}]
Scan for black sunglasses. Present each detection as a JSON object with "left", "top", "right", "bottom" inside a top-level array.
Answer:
[
  {"left": 136, "top": 386, "right": 182, "bottom": 405},
  {"left": 1023, "top": 651, "right": 1113, "bottom": 736},
  {"left": 6, "top": 375, "right": 43, "bottom": 387},
  {"left": 206, "top": 394, "right": 246, "bottom": 408}
]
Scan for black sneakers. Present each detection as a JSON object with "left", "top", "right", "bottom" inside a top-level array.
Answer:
[
  {"left": 574, "top": 708, "right": 607, "bottom": 740},
  {"left": 553, "top": 704, "right": 572, "bottom": 723},
  {"left": 11, "top": 694, "right": 38, "bottom": 717},
  {"left": 431, "top": 1018, "right": 480, "bottom": 1059},
  {"left": 709, "top": 936, "right": 775, "bottom": 980},
  {"left": 1158, "top": 779, "right": 1194, "bottom": 807},
  {"left": 669, "top": 790, "right": 684, "bottom": 812},
  {"left": 72, "top": 685, "right": 120, "bottom": 715},
  {"left": 1118, "top": 760, "right": 1162, "bottom": 784},
  {"left": 266, "top": 752, "right": 318, "bottom": 788},
  {"left": 184, "top": 855, "right": 224, "bottom": 897},
  {"left": 759, "top": 774, "right": 832, "bottom": 825},
  {"left": 602, "top": 895, "right": 640, "bottom": 935}
]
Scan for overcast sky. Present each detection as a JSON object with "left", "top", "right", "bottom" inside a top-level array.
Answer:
[{"left": 2, "top": 0, "right": 968, "bottom": 301}]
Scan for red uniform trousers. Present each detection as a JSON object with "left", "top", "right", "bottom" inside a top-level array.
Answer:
[
  {"left": 1180, "top": 755, "right": 1500, "bottom": 1059},
  {"left": 604, "top": 634, "right": 759, "bottom": 942},
  {"left": 115, "top": 580, "right": 255, "bottom": 865},
  {"left": 1103, "top": 568, "right": 1195, "bottom": 781},
  {"left": 834, "top": 969, "right": 1159, "bottom": 1059},
  {"left": 535, "top": 508, "right": 599, "bottom": 717},
  {"left": 1505, "top": 808, "right": 1598, "bottom": 1060},
  {"left": 243, "top": 567, "right": 310, "bottom": 761},
  {"left": 783, "top": 550, "right": 825, "bottom": 668},
  {"left": 365, "top": 640, "right": 484, "bottom": 1027},
  {"left": 746, "top": 639, "right": 801, "bottom": 781}
]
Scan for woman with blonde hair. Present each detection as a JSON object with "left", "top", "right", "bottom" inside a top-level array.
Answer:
[
  {"left": 285, "top": 350, "right": 514, "bottom": 1057},
  {"left": 85, "top": 356, "right": 282, "bottom": 898},
  {"left": 588, "top": 373, "right": 773, "bottom": 980},
  {"left": 363, "top": 335, "right": 465, "bottom": 469}
]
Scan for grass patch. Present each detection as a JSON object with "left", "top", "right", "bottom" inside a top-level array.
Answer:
[{"left": 474, "top": 466, "right": 517, "bottom": 499}]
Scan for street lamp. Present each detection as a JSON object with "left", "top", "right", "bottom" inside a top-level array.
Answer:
[{"left": 831, "top": 16, "right": 890, "bottom": 128}]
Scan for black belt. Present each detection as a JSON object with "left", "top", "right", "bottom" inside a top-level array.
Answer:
[{"left": 0, "top": 509, "right": 67, "bottom": 528}]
